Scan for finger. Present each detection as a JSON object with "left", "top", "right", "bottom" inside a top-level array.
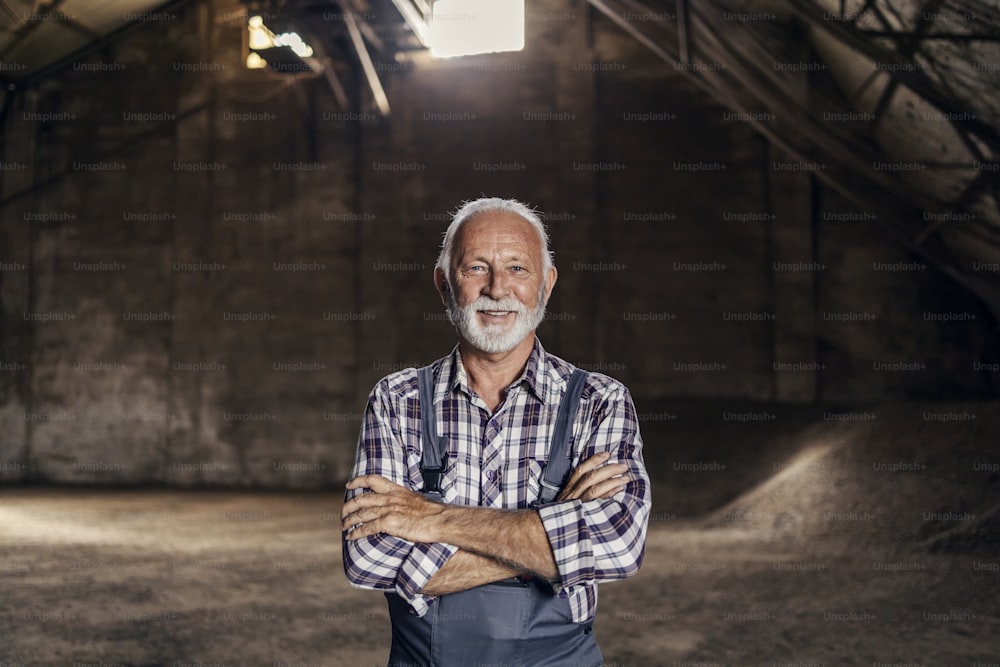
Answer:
[
  {"left": 571, "top": 452, "right": 612, "bottom": 481},
  {"left": 344, "top": 519, "right": 381, "bottom": 541},
  {"left": 345, "top": 475, "right": 373, "bottom": 490},
  {"left": 340, "top": 493, "right": 406, "bottom": 523},
  {"left": 560, "top": 462, "right": 627, "bottom": 501},
  {"left": 343, "top": 500, "right": 406, "bottom": 529},
  {"left": 590, "top": 463, "right": 629, "bottom": 484},
  {"left": 345, "top": 512, "right": 407, "bottom": 541},
  {"left": 341, "top": 493, "right": 399, "bottom": 520},
  {"left": 581, "top": 475, "right": 631, "bottom": 501},
  {"left": 341, "top": 504, "right": 370, "bottom": 528},
  {"left": 340, "top": 493, "right": 377, "bottom": 519},
  {"left": 341, "top": 505, "right": 389, "bottom": 531},
  {"left": 346, "top": 474, "right": 403, "bottom": 492},
  {"left": 558, "top": 452, "right": 613, "bottom": 499}
]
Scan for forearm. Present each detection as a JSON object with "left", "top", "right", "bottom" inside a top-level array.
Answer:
[
  {"left": 421, "top": 549, "right": 524, "bottom": 596},
  {"left": 433, "top": 505, "right": 559, "bottom": 581}
]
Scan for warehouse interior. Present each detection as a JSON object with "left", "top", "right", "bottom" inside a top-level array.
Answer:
[{"left": 0, "top": 0, "right": 998, "bottom": 663}]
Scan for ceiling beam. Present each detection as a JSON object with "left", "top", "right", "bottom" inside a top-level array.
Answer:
[
  {"left": 343, "top": 5, "right": 390, "bottom": 116},
  {"left": 5, "top": 0, "right": 198, "bottom": 90}
]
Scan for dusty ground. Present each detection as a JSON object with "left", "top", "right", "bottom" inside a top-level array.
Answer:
[{"left": 1, "top": 401, "right": 997, "bottom": 665}]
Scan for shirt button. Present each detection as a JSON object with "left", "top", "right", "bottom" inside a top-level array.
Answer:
[{"left": 485, "top": 469, "right": 497, "bottom": 482}]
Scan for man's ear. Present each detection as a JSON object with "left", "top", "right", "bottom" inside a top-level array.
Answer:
[
  {"left": 543, "top": 265, "right": 558, "bottom": 304},
  {"left": 434, "top": 267, "right": 450, "bottom": 305}
]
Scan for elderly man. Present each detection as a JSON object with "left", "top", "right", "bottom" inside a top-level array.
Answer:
[{"left": 341, "top": 197, "right": 651, "bottom": 666}]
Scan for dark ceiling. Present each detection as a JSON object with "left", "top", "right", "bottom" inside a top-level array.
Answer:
[{"left": 1, "top": 0, "right": 998, "bottom": 319}]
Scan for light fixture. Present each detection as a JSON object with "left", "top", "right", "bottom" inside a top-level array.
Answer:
[
  {"left": 246, "top": 51, "right": 267, "bottom": 69},
  {"left": 248, "top": 15, "right": 272, "bottom": 50},
  {"left": 274, "top": 31, "right": 313, "bottom": 58},
  {"left": 246, "top": 15, "right": 318, "bottom": 72},
  {"left": 427, "top": 0, "right": 524, "bottom": 59}
]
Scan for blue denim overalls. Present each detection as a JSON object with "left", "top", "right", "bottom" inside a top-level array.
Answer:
[{"left": 385, "top": 365, "right": 602, "bottom": 667}]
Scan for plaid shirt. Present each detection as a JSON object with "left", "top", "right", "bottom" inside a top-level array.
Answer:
[{"left": 342, "top": 338, "right": 651, "bottom": 622}]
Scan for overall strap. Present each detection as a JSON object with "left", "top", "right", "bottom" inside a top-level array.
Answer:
[
  {"left": 417, "top": 365, "right": 447, "bottom": 499},
  {"left": 537, "top": 368, "right": 588, "bottom": 504}
]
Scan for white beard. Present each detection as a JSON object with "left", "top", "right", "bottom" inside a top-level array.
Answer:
[{"left": 447, "top": 283, "right": 547, "bottom": 354}]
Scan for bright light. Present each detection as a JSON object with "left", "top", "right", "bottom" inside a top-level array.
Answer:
[
  {"left": 248, "top": 15, "right": 274, "bottom": 50},
  {"left": 247, "top": 16, "right": 316, "bottom": 70},
  {"left": 246, "top": 52, "right": 267, "bottom": 69},
  {"left": 275, "top": 32, "right": 314, "bottom": 58},
  {"left": 429, "top": 0, "right": 524, "bottom": 58}
]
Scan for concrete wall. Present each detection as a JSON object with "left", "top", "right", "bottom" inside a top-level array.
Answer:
[{"left": 0, "top": 0, "right": 993, "bottom": 487}]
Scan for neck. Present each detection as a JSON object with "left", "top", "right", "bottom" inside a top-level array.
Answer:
[{"left": 458, "top": 334, "right": 536, "bottom": 409}]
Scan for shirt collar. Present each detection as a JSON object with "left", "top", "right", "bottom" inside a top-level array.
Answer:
[{"left": 445, "top": 337, "right": 549, "bottom": 405}]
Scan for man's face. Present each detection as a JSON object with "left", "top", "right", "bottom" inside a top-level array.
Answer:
[{"left": 440, "top": 211, "right": 556, "bottom": 354}]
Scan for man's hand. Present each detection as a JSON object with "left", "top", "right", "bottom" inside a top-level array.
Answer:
[
  {"left": 342, "top": 474, "right": 446, "bottom": 542},
  {"left": 557, "top": 451, "right": 630, "bottom": 502}
]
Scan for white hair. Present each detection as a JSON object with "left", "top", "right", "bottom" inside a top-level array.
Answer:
[{"left": 435, "top": 197, "right": 554, "bottom": 286}]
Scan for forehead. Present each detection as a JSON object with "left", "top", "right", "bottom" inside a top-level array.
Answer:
[{"left": 453, "top": 211, "right": 543, "bottom": 259}]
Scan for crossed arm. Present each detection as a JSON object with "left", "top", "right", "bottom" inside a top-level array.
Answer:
[{"left": 341, "top": 451, "right": 629, "bottom": 595}]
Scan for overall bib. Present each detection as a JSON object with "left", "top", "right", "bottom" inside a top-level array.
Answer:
[{"left": 386, "top": 366, "right": 603, "bottom": 667}]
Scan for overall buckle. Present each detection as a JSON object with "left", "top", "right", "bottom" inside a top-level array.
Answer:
[{"left": 421, "top": 455, "right": 449, "bottom": 495}]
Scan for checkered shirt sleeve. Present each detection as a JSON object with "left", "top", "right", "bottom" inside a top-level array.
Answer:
[
  {"left": 535, "top": 378, "right": 651, "bottom": 621},
  {"left": 341, "top": 373, "right": 455, "bottom": 617}
]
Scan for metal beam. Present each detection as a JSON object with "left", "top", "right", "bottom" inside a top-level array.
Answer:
[
  {"left": 857, "top": 30, "right": 1000, "bottom": 42},
  {"left": 387, "top": 0, "right": 431, "bottom": 47},
  {"left": 343, "top": 7, "right": 390, "bottom": 116},
  {"left": 0, "top": 0, "right": 69, "bottom": 61},
  {"left": 777, "top": 0, "right": 1000, "bottom": 153},
  {"left": 676, "top": 0, "right": 690, "bottom": 64},
  {"left": 587, "top": 0, "right": 674, "bottom": 63},
  {"left": 584, "top": 0, "right": 1000, "bottom": 319},
  {"left": 298, "top": 22, "right": 350, "bottom": 109},
  {"left": 10, "top": 0, "right": 198, "bottom": 89}
]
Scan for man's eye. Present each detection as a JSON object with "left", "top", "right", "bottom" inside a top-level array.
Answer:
[{"left": 511, "top": 266, "right": 525, "bottom": 272}]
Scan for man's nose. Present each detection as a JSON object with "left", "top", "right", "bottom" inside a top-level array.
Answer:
[{"left": 483, "top": 269, "right": 510, "bottom": 299}]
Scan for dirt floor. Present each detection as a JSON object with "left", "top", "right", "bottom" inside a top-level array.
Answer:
[{"left": 1, "top": 401, "right": 998, "bottom": 665}]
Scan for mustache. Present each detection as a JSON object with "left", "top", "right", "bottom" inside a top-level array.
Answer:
[{"left": 465, "top": 295, "right": 530, "bottom": 314}]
